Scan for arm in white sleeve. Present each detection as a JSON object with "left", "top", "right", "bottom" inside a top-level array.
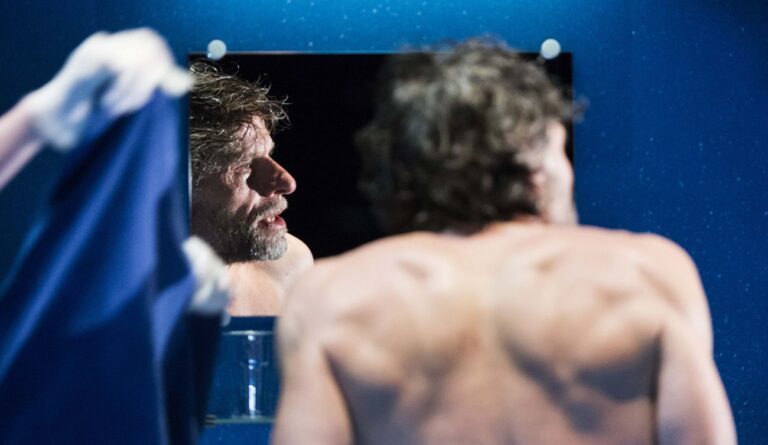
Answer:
[
  {"left": 0, "top": 28, "right": 191, "bottom": 191},
  {"left": 182, "top": 236, "right": 231, "bottom": 325}
]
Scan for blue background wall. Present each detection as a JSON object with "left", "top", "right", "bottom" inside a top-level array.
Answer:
[{"left": 1, "top": 0, "right": 765, "bottom": 442}]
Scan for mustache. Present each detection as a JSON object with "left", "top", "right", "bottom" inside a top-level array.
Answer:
[{"left": 249, "top": 198, "right": 288, "bottom": 223}]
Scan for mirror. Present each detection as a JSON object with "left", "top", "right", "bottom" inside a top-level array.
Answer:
[
  {"left": 188, "top": 50, "right": 573, "bottom": 425},
  {"left": 188, "top": 52, "right": 573, "bottom": 260}
]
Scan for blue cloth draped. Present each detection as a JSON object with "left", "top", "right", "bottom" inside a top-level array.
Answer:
[{"left": 0, "top": 93, "right": 214, "bottom": 444}]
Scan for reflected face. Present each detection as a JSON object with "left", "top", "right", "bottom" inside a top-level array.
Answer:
[
  {"left": 191, "top": 117, "right": 296, "bottom": 263},
  {"left": 535, "top": 122, "right": 577, "bottom": 225}
]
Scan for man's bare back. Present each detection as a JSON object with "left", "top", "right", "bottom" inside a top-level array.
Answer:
[{"left": 274, "top": 223, "right": 734, "bottom": 444}]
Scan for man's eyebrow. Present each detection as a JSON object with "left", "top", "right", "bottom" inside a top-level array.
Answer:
[
  {"left": 267, "top": 141, "right": 276, "bottom": 156},
  {"left": 245, "top": 141, "right": 272, "bottom": 160},
  {"left": 242, "top": 146, "right": 259, "bottom": 162}
]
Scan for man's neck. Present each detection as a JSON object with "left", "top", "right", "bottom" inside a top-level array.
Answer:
[
  {"left": 439, "top": 216, "right": 547, "bottom": 238},
  {"left": 226, "top": 262, "right": 284, "bottom": 316}
]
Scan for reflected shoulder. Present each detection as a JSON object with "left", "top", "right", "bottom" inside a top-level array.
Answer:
[{"left": 285, "top": 232, "right": 314, "bottom": 272}]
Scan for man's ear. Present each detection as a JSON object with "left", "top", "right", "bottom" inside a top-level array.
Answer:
[
  {"left": 529, "top": 167, "right": 549, "bottom": 222},
  {"left": 531, "top": 167, "right": 546, "bottom": 191}
]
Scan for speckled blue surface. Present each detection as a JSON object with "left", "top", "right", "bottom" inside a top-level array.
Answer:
[{"left": 0, "top": 1, "right": 766, "bottom": 443}]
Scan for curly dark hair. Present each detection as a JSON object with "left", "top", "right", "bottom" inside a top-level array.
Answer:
[
  {"left": 357, "top": 40, "right": 573, "bottom": 234},
  {"left": 189, "top": 60, "right": 287, "bottom": 188}
]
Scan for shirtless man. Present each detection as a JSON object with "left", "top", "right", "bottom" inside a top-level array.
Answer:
[
  {"left": 189, "top": 62, "right": 313, "bottom": 315},
  {"left": 273, "top": 41, "right": 736, "bottom": 444}
]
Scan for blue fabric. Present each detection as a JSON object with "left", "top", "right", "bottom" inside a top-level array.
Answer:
[{"left": 0, "top": 93, "right": 205, "bottom": 444}]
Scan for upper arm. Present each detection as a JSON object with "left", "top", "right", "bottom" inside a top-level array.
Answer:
[
  {"left": 640, "top": 234, "right": 714, "bottom": 351},
  {"left": 0, "top": 98, "right": 45, "bottom": 191},
  {"left": 635, "top": 235, "right": 734, "bottom": 443},
  {"left": 655, "top": 313, "right": 736, "bottom": 445},
  {"left": 272, "top": 267, "right": 353, "bottom": 445}
]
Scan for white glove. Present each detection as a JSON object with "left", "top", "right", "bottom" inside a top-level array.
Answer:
[
  {"left": 182, "top": 236, "right": 231, "bottom": 324},
  {"left": 23, "top": 28, "right": 192, "bottom": 150}
]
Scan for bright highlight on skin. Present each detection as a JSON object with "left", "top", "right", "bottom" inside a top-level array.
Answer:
[
  {"left": 540, "top": 38, "right": 562, "bottom": 60},
  {"left": 207, "top": 39, "right": 227, "bottom": 61}
]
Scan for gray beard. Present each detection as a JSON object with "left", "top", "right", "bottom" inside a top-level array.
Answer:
[
  {"left": 216, "top": 216, "right": 287, "bottom": 263},
  {"left": 192, "top": 202, "right": 288, "bottom": 264}
]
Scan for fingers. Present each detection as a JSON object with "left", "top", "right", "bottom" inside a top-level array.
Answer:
[
  {"left": 159, "top": 66, "right": 194, "bottom": 98},
  {"left": 101, "top": 64, "right": 166, "bottom": 116},
  {"left": 99, "top": 29, "right": 190, "bottom": 115},
  {"left": 64, "top": 31, "right": 109, "bottom": 68},
  {"left": 101, "top": 69, "right": 145, "bottom": 116},
  {"left": 183, "top": 236, "right": 226, "bottom": 284},
  {"left": 183, "top": 236, "right": 231, "bottom": 317},
  {"left": 104, "top": 65, "right": 192, "bottom": 116}
]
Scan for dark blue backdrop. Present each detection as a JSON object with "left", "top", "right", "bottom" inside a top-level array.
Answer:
[{"left": 1, "top": 1, "right": 765, "bottom": 442}]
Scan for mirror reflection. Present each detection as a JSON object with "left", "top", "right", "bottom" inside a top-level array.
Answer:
[
  {"left": 189, "top": 51, "right": 574, "bottom": 427},
  {"left": 188, "top": 52, "right": 572, "bottom": 317}
]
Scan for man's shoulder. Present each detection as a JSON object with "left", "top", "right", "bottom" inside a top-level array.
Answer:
[
  {"left": 571, "top": 227, "right": 708, "bottom": 325},
  {"left": 559, "top": 225, "right": 691, "bottom": 260},
  {"left": 316, "top": 231, "right": 449, "bottom": 270},
  {"left": 540, "top": 225, "right": 700, "bottom": 296},
  {"left": 286, "top": 232, "right": 454, "bottom": 312},
  {"left": 309, "top": 227, "right": 697, "bottom": 282},
  {"left": 519, "top": 225, "right": 712, "bottom": 347},
  {"left": 593, "top": 228, "right": 697, "bottom": 275}
]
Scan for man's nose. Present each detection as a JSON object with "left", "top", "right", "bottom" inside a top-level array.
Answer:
[{"left": 248, "top": 158, "right": 296, "bottom": 197}]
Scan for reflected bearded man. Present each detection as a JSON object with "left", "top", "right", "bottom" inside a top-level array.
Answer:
[
  {"left": 190, "top": 62, "right": 312, "bottom": 315},
  {"left": 273, "top": 41, "right": 736, "bottom": 444}
]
